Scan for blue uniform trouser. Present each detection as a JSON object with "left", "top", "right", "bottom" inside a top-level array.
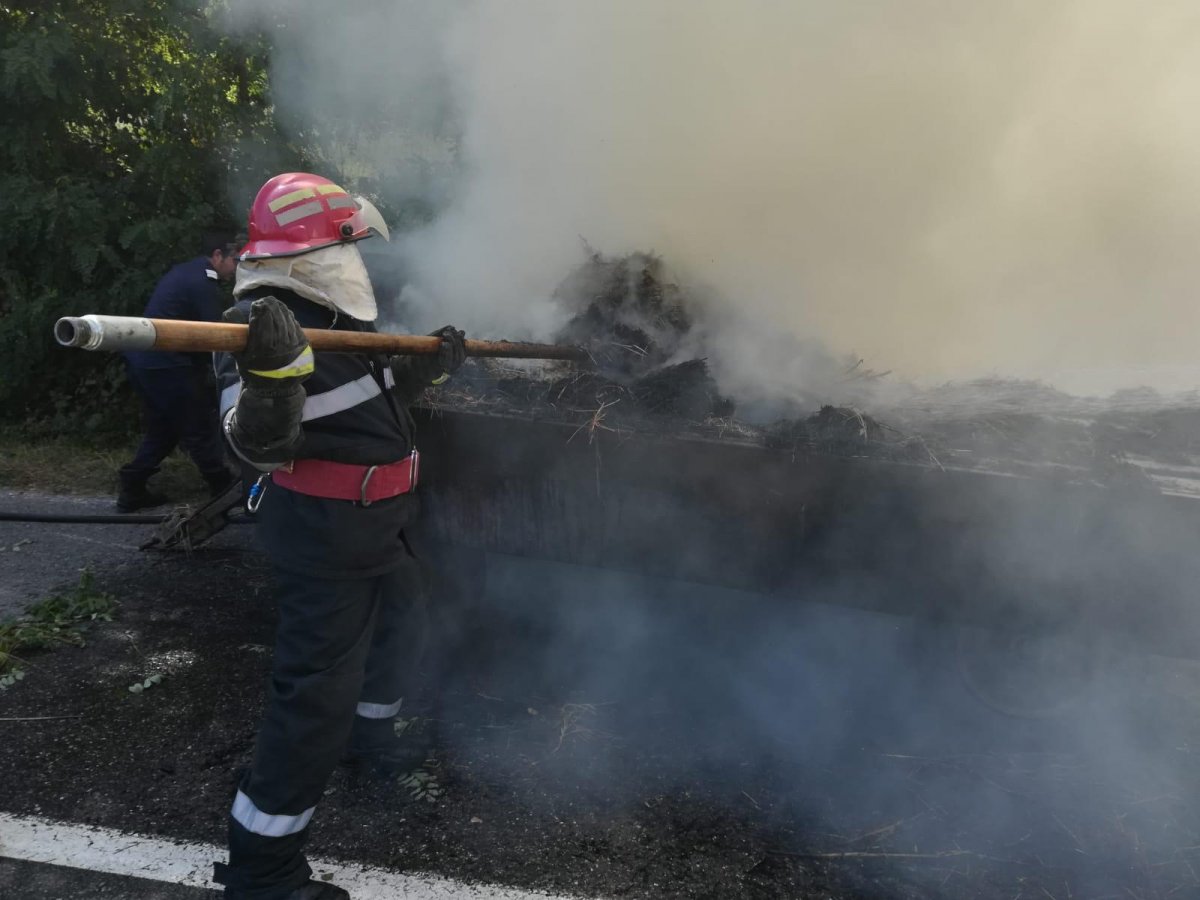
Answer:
[
  {"left": 217, "top": 558, "right": 428, "bottom": 897},
  {"left": 120, "top": 364, "right": 227, "bottom": 483}
]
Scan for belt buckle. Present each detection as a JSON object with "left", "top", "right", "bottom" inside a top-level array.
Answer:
[{"left": 359, "top": 465, "right": 379, "bottom": 507}]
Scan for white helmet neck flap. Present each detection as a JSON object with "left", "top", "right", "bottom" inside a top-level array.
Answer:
[{"left": 233, "top": 242, "right": 378, "bottom": 322}]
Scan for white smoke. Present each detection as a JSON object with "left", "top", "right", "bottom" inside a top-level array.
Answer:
[
  {"left": 216, "top": 9, "right": 1200, "bottom": 896},
  {"left": 228, "top": 0, "right": 1200, "bottom": 397}
]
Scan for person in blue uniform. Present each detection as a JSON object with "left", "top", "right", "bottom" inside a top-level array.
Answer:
[{"left": 117, "top": 232, "right": 239, "bottom": 511}]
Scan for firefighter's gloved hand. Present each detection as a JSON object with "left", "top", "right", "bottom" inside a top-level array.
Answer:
[
  {"left": 427, "top": 325, "right": 466, "bottom": 385},
  {"left": 387, "top": 326, "right": 466, "bottom": 398},
  {"left": 223, "top": 297, "right": 313, "bottom": 394},
  {"left": 222, "top": 298, "right": 311, "bottom": 459}
]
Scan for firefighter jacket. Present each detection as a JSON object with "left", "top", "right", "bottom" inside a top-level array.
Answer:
[{"left": 214, "top": 286, "right": 441, "bottom": 578}]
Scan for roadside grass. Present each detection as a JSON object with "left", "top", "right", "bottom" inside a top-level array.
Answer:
[
  {"left": 0, "top": 571, "right": 117, "bottom": 689},
  {"left": 0, "top": 430, "right": 207, "bottom": 501}
]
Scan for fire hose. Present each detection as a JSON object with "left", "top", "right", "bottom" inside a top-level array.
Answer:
[
  {"left": 53, "top": 315, "right": 589, "bottom": 361},
  {"left": 33, "top": 315, "right": 585, "bottom": 547},
  {"left": 1, "top": 479, "right": 253, "bottom": 551},
  {"left": 0, "top": 510, "right": 191, "bottom": 524}
]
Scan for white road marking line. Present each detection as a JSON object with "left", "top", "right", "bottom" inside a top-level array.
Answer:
[{"left": 0, "top": 812, "right": 576, "bottom": 899}]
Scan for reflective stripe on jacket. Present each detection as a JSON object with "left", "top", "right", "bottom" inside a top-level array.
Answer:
[{"left": 214, "top": 287, "right": 431, "bottom": 468}]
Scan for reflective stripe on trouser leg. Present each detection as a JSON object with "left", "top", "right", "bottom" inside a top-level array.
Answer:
[
  {"left": 227, "top": 568, "right": 386, "bottom": 894},
  {"left": 350, "top": 559, "right": 430, "bottom": 751},
  {"left": 361, "top": 558, "right": 429, "bottom": 708},
  {"left": 356, "top": 698, "right": 403, "bottom": 719},
  {"left": 231, "top": 790, "right": 315, "bottom": 837}
]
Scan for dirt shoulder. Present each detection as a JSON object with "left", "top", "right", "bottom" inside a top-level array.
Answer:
[{"left": 0, "top": 433, "right": 211, "bottom": 500}]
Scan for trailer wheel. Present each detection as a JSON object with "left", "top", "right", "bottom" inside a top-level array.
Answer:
[{"left": 955, "top": 624, "right": 1100, "bottom": 719}]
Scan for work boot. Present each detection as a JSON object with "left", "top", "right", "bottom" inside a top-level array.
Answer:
[
  {"left": 342, "top": 735, "right": 433, "bottom": 779},
  {"left": 216, "top": 877, "right": 350, "bottom": 899},
  {"left": 286, "top": 883, "right": 350, "bottom": 900},
  {"left": 214, "top": 860, "right": 350, "bottom": 900},
  {"left": 116, "top": 482, "right": 168, "bottom": 513},
  {"left": 117, "top": 465, "right": 169, "bottom": 513},
  {"left": 341, "top": 716, "right": 434, "bottom": 780}
]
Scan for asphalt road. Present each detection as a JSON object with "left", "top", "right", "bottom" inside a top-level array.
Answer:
[
  {"left": 4, "top": 488, "right": 1200, "bottom": 899},
  {"left": 0, "top": 489, "right": 246, "bottom": 619},
  {"left": 0, "top": 859, "right": 216, "bottom": 900},
  {"left": 0, "top": 812, "right": 570, "bottom": 900}
]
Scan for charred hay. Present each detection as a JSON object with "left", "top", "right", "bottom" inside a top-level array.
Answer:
[
  {"left": 436, "top": 252, "right": 1200, "bottom": 492},
  {"left": 554, "top": 250, "right": 692, "bottom": 378},
  {"left": 445, "top": 250, "right": 735, "bottom": 423},
  {"left": 439, "top": 360, "right": 1200, "bottom": 495},
  {"left": 630, "top": 360, "right": 734, "bottom": 419}
]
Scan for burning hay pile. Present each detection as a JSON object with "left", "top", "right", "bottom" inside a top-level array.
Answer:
[
  {"left": 521, "top": 250, "right": 732, "bottom": 421},
  {"left": 554, "top": 250, "right": 692, "bottom": 379},
  {"left": 432, "top": 250, "right": 1200, "bottom": 493},
  {"left": 439, "top": 249, "right": 921, "bottom": 453},
  {"left": 438, "top": 251, "right": 739, "bottom": 425}
]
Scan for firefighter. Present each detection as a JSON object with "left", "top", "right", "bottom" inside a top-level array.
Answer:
[
  {"left": 117, "top": 233, "right": 239, "bottom": 511},
  {"left": 211, "top": 173, "right": 465, "bottom": 900}
]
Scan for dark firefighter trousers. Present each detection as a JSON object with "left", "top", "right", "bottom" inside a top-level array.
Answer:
[
  {"left": 218, "top": 560, "right": 428, "bottom": 898},
  {"left": 121, "top": 364, "right": 228, "bottom": 484}
]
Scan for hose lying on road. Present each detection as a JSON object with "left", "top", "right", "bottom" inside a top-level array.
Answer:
[{"left": 0, "top": 510, "right": 253, "bottom": 525}]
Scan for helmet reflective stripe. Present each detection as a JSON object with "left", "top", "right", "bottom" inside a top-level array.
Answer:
[
  {"left": 316, "top": 184, "right": 346, "bottom": 195},
  {"left": 326, "top": 195, "right": 357, "bottom": 211},
  {"left": 275, "top": 201, "right": 324, "bottom": 227},
  {"left": 267, "top": 187, "right": 316, "bottom": 212}
]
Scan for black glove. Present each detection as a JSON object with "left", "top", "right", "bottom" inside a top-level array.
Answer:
[
  {"left": 222, "top": 297, "right": 313, "bottom": 393},
  {"left": 222, "top": 298, "right": 312, "bottom": 458},
  {"left": 427, "top": 325, "right": 466, "bottom": 385}
]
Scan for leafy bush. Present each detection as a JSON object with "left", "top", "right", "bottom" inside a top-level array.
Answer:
[{"left": 0, "top": 2, "right": 304, "bottom": 432}]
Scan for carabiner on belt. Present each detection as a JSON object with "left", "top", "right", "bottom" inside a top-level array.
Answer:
[
  {"left": 359, "top": 465, "right": 379, "bottom": 507},
  {"left": 246, "top": 474, "right": 268, "bottom": 513}
]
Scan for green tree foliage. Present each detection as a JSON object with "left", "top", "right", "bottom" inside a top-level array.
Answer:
[{"left": 0, "top": 1, "right": 302, "bottom": 431}]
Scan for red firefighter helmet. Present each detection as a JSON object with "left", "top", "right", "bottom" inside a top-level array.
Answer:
[{"left": 238, "top": 172, "right": 390, "bottom": 260}]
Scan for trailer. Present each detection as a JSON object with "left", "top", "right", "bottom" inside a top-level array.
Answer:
[{"left": 409, "top": 403, "right": 1200, "bottom": 717}]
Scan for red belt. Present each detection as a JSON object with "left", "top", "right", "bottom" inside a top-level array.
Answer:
[{"left": 271, "top": 451, "right": 419, "bottom": 505}]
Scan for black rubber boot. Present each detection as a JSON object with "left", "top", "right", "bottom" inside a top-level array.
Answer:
[
  {"left": 341, "top": 715, "right": 434, "bottom": 780},
  {"left": 214, "top": 865, "right": 350, "bottom": 899},
  {"left": 286, "top": 883, "right": 350, "bottom": 900},
  {"left": 341, "top": 736, "right": 432, "bottom": 779}
]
